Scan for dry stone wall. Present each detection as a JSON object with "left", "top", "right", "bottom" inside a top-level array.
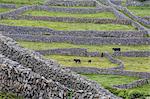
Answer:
[
  {"left": 36, "top": 48, "right": 101, "bottom": 57},
  {"left": 113, "top": 79, "right": 150, "bottom": 89},
  {"left": 0, "top": 34, "right": 119, "bottom": 98},
  {"left": 113, "top": 51, "right": 150, "bottom": 57},
  {"left": 0, "top": 4, "right": 17, "bottom": 9},
  {"left": 0, "top": 55, "right": 71, "bottom": 99},
  {"left": 0, "top": 25, "right": 146, "bottom": 38},
  {"left": 44, "top": 0, "right": 96, "bottom": 7},
  {"left": 4, "top": 34, "right": 150, "bottom": 45},
  {"left": 6, "top": 15, "right": 132, "bottom": 25},
  {"left": 66, "top": 67, "right": 150, "bottom": 78},
  {"left": 104, "top": 52, "right": 124, "bottom": 70}
]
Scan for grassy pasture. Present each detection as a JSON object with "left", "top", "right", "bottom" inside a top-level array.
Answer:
[
  {"left": 0, "top": 19, "right": 135, "bottom": 31},
  {"left": 0, "top": 8, "right": 11, "bottom": 13},
  {"left": 18, "top": 41, "right": 150, "bottom": 53},
  {"left": 83, "top": 74, "right": 150, "bottom": 98},
  {"left": 118, "top": 57, "right": 150, "bottom": 72},
  {"left": 44, "top": 55, "right": 117, "bottom": 68},
  {"left": 23, "top": 10, "right": 116, "bottom": 19},
  {"left": 128, "top": 6, "right": 150, "bottom": 17}
]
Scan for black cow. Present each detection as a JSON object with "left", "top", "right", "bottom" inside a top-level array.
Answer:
[
  {"left": 88, "top": 60, "right": 92, "bottom": 63},
  {"left": 101, "top": 53, "right": 104, "bottom": 57},
  {"left": 74, "top": 59, "right": 81, "bottom": 64},
  {"left": 112, "top": 48, "right": 121, "bottom": 51}
]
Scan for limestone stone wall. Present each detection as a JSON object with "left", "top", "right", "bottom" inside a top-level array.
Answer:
[
  {"left": 113, "top": 79, "right": 150, "bottom": 89},
  {"left": 36, "top": 48, "right": 101, "bottom": 57},
  {"left": 104, "top": 52, "right": 124, "bottom": 70},
  {"left": 4, "top": 34, "right": 150, "bottom": 45},
  {"left": 6, "top": 15, "right": 132, "bottom": 25},
  {"left": 0, "top": 25, "right": 146, "bottom": 38},
  {"left": 44, "top": 0, "right": 96, "bottom": 7},
  {"left": 0, "top": 34, "right": 119, "bottom": 98},
  {"left": 113, "top": 51, "right": 150, "bottom": 57},
  {"left": 0, "top": 4, "right": 17, "bottom": 9},
  {"left": 66, "top": 67, "right": 150, "bottom": 78}
]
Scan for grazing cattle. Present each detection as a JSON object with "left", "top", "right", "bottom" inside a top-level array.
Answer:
[
  {"left": 74, "top": 59, "right": 81, "bottom": 64},
  {"left": 88, "top": 60, "right": 92, "bottom": 63},
  {"left": 112, "top": 48, "right": 121, "bottom": 51},
  {"left": 101, "top": 53, "right": 104, "bottom": 57}
]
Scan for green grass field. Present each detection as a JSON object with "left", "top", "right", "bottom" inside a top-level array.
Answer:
[
  {"left": 83, "top": 74, "right": 150, "bottom": 98},
  {"left": 0, "top": 8, "right": 11, "bottom": 13},
  {"left": 23, "top": 10, "right": 116, "bottom": 19},
  {"left": 128, "top": 6, "right": 150, "bottom": 17},
  {"left": 0, "top": 19, "right": 135, "bottom": 31},
  {"left": 18, "top": 41, "right": 150, "bottom": 53},
  {"left": 118, "top": 57, "right": 150, "bottom": 72},
  {"left": 44, "top": 55, "right": 117, "bottom": 68}
]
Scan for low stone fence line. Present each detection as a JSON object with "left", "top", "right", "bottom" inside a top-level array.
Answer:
[
  {"left": 44, "top": 0, "right": 96, "bottom": 7},
  {"left": 0, "top": 3, "right": 17, "bottom": 9},
  {"left": 113, "top": 51, "right": 150, "bottom": 57},
  {"left": 4, "top": 34, "right": 150, "bottom": 45},
  {"left": 142, "top": 16, "right": 150, "bottom": 21},
  {"left": 65, "top": 67, "right": 150, "bottom": 78},
  {"left": 107, "top": 0, "right": 150, "bottom": 26},
  {"left": 35, "top": 5, "right": 113, "bottom": 14},
  {"left": 0, "top": 6, "right": 35, "bottom": 18},
  {"left": 0, "top": 24, "right": 54, "bottom": 33},
  {"left": 0, "top": 24, "right": 147, "bottom": 38},
  {"left": 6, "top": 15, "right": 132, "bottom": 25},
  {"left": 113, "top": 79, "right": 150, "bottom": 89},
  {"left": 104, "top": 0, "right": 147, "bottom": 31},
  {"left": 104, "top": 52, "right": 124, "bottom": 70},
  {"left": 36, "top": 48, "right": 101, "bottom": 57},
  {"left": 0, "top": 5, "right": 114, "bottom": 18},
  {"left": 0, "top": 34, "right": 118, "bottom": 98},
  {"left": 110, "top": 0, "right": 122, "bottom": 5}
]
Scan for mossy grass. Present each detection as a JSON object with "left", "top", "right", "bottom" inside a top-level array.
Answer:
[
  {"left": 83, "top": 74, "right": 150, "bottom": 98},
  {"left": 128, "top": 6, "right": 150, "bottom": 17},
  {"left": 23, "top": 10, "right": 116, "bottom": 19},
  {"left": 18, "top": 41, "right": 150, "bottom": 53},
  {"left": 0, "top": 19, "right": 135, "bottom": 31},
  {"left": 44, "top": 55, "right": 117, "bottom": 68},
  {"left": 118, "top": 57, "right": 150, "bottom": 72},
  {"left": 0, "top": 8, "right": 11, "bottom": 13}
]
